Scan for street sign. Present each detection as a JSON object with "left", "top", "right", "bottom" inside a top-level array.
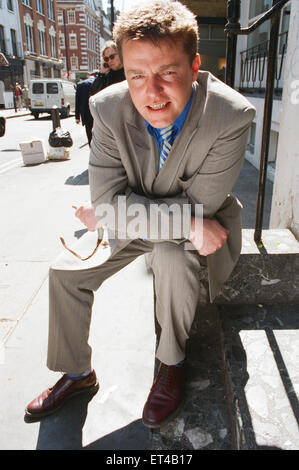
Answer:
[{"left": 0, "top": 53, "right": 9, "bottom": 66}]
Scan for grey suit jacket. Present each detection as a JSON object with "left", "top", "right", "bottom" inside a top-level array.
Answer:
[{"left": 89, "top": 71, "right": 256, "bottom": 301}]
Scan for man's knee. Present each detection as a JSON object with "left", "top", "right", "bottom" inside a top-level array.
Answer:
[{"left": 151, "top": 242, "right": 200, "bottom": 272}]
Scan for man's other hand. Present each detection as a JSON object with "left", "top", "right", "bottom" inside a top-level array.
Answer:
[
  {"left": 189, "top": 216, "right": 229, "bottom": 256},
  {"left": 73, "top": 205, "right": 99, "bottom": 232}
]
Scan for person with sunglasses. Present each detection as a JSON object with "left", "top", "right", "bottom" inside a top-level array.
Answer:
[{"left": 89, "top": 40, "right": 125, "bottom": 97}]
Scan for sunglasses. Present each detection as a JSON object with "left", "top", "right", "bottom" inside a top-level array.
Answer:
[
  {"left": 60, "top": 206, "right": 109, "bottom": 261},
  {"left": 104, "top": 53, "right": 118, "bottom": 62}
]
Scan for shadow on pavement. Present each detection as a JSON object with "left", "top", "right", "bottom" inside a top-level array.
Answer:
[
  {"left": 33, "top": 392, "right": 150, "bottom": 450},
  {"left": 65, "top": 169, "right": 88, "bottom": 185}
]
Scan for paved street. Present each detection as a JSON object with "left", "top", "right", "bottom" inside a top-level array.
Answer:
[{"left": 0, "top": 113, "right": 93, "bottom": 338}]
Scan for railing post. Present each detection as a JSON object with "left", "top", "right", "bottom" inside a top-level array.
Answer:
[
  {"left": 254, "top": 0, "right": 281, "bottom": 243},
  {"left": 225, "top": 0, "right": 241, "bottom": 88}
]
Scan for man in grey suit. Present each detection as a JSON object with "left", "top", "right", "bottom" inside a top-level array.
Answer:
[{"left": 26, "top": 0, "right": 255, "bottom": 428}]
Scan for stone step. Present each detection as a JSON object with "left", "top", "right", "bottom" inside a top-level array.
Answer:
[{"left": 219, "top": 303, "right": 299, "bottom": 450}]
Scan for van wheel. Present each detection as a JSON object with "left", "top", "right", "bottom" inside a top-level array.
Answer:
[{"left": 32, "top": 112, "right": 39, "bottom": 119}]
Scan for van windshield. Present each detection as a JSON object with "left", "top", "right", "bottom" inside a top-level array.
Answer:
[
  {"left": 47, "top": 83, "right": 59, "bottom": 94},
  {"left": 32, "top": 83, "right": 44, "bottom": 94}
]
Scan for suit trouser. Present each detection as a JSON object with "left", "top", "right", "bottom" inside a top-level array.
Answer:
[
  {"left": 84, "top": 116, "right": 93, "bottom": 146},
  {"left": 47, "top": 239, "right": 203, "bottom": 374}
]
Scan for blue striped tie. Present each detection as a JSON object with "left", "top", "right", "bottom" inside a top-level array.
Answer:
[{"left": 158, "top": 124, "right": 173, "bottom": 172}]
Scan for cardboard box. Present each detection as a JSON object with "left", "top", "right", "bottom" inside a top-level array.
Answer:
[
  {"left": 47, "top": 146, "right": 70, "bottom": 160},
  {"left": 19, "top": 139, "right": 46, "bottom": 165}
]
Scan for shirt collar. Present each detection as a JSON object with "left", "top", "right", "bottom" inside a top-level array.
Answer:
[{"left": 145, "top": 86, "right": 194, "bottom": 137}]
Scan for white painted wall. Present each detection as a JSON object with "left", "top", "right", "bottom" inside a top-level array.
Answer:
[{"left": 270, "top": 0, "right": 299, "bottom": 239}]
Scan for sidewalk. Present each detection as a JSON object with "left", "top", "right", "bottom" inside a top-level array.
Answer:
[{"left": 0, "top": 108, "right": 31, "bottom": 119}]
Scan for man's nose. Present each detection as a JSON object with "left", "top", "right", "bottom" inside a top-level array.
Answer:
[{"left": 146, "top": 76, "right": 163, "bottom": 97}]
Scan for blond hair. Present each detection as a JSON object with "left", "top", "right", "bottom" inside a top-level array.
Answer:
[
  {"left": 113, "top": 0, "right": 199, "bottom": 65},
  {"left": 101, "top": 40, "right": 117, "bottom": 60}
]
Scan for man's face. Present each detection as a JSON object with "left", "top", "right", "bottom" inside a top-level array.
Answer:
[
  {"left": 103, "top": 47, "right": 122, "bottom": 71},
  {"left": 123, "top": 38, "right": 199, "bottom": 128}
]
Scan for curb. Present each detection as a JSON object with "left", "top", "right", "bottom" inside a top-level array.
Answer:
[{"left": 5, "top": 112, "right": 31, "bottom": 119}]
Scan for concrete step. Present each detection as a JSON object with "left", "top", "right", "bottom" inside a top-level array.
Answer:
[{"left": 219, "top": 303, "right": 299, "bottom": 450}]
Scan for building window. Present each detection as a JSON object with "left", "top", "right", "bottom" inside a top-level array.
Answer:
[
  {"left": 10, "top": 29, "right": 17, "bottom": 56},
  {"left": 36, "top": 0, "right": 43, "bottom": 14},
  {"left": 59, "top": 34, "right": 65, "bottom": 49},
  {"left": 22, "top": 0, "right": 31, "bottom": 6},
  {"left": 70, "top": 55, "right": 78, "bottom": 70},
  {"left": 0, "top": 26, "right": 6, "bottom": 54},
  {"left": 25, "top": 24, "right": 34, "bottom": 52},
  {"left": 7, "top": 0, "right": 14, "bottom": 11},
  {"left": 50, "top": 35, "right": 56, "bottom": 57},
  {"left": 58, "top": 13, "right": 63, "bottom": 25},
  {"left": 53, "top": 67, "right": 61, "bottom": 78},
  {"left": 68, "top": 11, "right": 75, "bottom": 24},
  {"left": 69, "top": 33, "right": 77, "bottom": 49},
  {"left": 37, "top": 19, "right": 46, "bottom": 55},
  {"left": 249, "top": 0, "right": 272, "bottom": 19},
  {"left": 47, "top": 0, "right": 54, "bottom": 21},
  {"left": 38, "top": 30, "right": 46, "bottom": 55},
  {"left": 49, "top": 25, "right": 56, "bottom": 58}
]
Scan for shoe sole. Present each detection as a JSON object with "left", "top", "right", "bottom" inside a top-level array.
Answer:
[
  {"left": 142, "top": 399, "right": 184, "bottom": 429},
  {"left": 24, "top": 381, "right": 99, "bottom": 420}
]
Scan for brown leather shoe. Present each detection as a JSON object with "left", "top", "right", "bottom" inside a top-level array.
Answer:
[
  {"left": 142, "top": 363, "right": 184, "bottom": 428},
  {"left": 25, "top": 370, "right": 99, "bottom": 419}
]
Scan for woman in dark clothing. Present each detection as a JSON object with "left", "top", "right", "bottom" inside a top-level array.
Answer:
[{"left": 90, "top": 40, "right": 126, "bottom": 97}]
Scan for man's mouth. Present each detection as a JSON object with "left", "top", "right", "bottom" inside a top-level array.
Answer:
[{"left": 148, "top": 102, "right": 169, "bottom": 111}]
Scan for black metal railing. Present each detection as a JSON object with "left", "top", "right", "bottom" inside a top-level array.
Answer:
[
  {"left": 225, "top": 0, "right": 289, "bottom": 244},
  {"left": 239, "top": 31, "right": 288, "bottom": 95}
]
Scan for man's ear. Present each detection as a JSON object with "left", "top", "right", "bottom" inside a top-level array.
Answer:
[
  {"left": 192, "top": 54, "right": 201, "bottom": 72},
  {"left": 192, "top": 54, "right": 201, "bottom": 80}
]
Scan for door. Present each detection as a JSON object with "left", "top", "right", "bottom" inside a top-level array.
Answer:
[
  {"left": 30, "top": 82, "right": 45, "bottom": 109},
  {"left": 45, "top": 82, "right": 60, "bottom": 109}
]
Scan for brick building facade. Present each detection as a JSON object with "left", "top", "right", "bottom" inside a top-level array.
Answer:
[
  {"left": 18, "top": 0, "right": 62, "bottom": 84},
  {"left": 57, "top": 0, "right": 102, "bottom": 80}
]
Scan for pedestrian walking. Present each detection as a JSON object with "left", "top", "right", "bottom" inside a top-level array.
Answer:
[
  {"left": 22, "top": 85, "right": 29, "bottom": 109},
  {"left": 15, "top": 83, "right": 22, "bottom": 111},
  {"left": 75, "top": 71, "right": 98, "bottom": 146}
]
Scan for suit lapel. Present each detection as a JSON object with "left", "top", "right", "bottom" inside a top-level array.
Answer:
[{"left": 125, "top": 104, "right": 159, "bottom": 194}]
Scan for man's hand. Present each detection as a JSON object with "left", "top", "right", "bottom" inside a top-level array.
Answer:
[
  {"left": 75, "top": 119, "right": 80, "bottom": 124},
  {"left": 189, "top": 216, "right": 229, "bottom": 256},
  {"left": 73, "top": 205, "right": 99, "bottom": 232}
]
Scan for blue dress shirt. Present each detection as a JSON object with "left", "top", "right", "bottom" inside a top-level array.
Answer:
[{"left": 145, "top": 87, "right": 194, "bottom": 154}]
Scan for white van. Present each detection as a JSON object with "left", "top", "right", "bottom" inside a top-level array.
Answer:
[{"left": 28, "top": 79, "right": 76, "bottom": 119}]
